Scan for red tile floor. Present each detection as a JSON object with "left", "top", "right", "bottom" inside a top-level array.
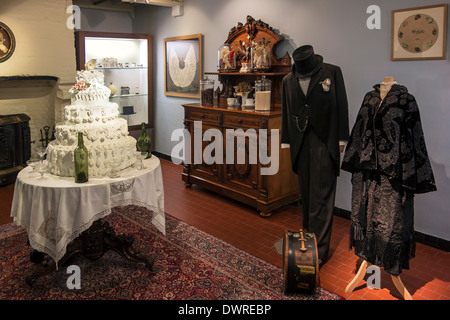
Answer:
[{"left": 1, "top": 158, "right": 449, "bottom": 300}]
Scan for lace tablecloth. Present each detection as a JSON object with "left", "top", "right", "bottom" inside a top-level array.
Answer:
[{"left": 10, "top": 156, "right": 165, "bottom": 266}]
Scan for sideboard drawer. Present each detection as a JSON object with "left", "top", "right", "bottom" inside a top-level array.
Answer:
[
  {"left": 182, "top": 103, "right": 300, "bottom": 217},
  {"left": 187, "top": 109, "right": 220, "bottom": 124},
  {"left": 222, "top": 113, "right": 262, "bottom": 129}
]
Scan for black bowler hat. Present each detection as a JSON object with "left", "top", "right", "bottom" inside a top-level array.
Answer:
[
  {"left": 121, "top": 106, "right": 135, "bottom": 115},
  {"left": 292, "top": 45, "right": 323, "bottom": 77}
]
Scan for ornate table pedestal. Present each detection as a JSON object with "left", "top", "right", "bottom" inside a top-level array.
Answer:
[{"left": 26, "top": 219, "right": 154, "bottom": 287}]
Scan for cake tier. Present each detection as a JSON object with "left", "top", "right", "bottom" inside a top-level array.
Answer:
[
  {"left": 64, "top": 102, "right": 120, "bottom": 125},
  {"left": 47, "top": 135, "right": 137, "bottom": 177},
  {"left": 53, "top": 118, "right": 129, "bottom": 147},
  {"left": 71, "top": 92, "right": 110, "bottom": 106},
  {"left": 70, "top": 70, "right": 111, "bottom": 106}
]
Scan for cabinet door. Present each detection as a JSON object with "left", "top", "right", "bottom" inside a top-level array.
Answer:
[
  {"left": 102, "top": 67, "right": 148, "bottom": 128},
  {"left": 190, "top": 122, "right": 222, "bottom": 183},
  {"left": 75, "top": 31, "right": 153, "bottom": 130},
  {"left": 223, "top": 128, "right": 259, "bottom": 195}
]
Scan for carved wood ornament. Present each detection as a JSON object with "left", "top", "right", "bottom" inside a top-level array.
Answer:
[
  {"left": 210, "top": 16, "right": 292, "bottom": 108},
  {"left": 223, "top": 15, "right": 291, "bottom": 72}
]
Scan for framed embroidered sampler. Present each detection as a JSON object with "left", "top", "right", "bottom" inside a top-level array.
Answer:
[
  {"left": 391, "top": 4, "right": 447, "bottom": 60},
  {"left": 164, "top": 34, "right": 202, "bottom": 98}
]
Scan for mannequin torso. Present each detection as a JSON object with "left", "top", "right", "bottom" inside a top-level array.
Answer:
[{"left": 380, "top": 76, "right": 397, "bottom": 100}]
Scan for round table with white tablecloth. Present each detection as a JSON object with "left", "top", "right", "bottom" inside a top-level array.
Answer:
[{"left": 10, "top": 156, "right": 165, "bottom": 270}]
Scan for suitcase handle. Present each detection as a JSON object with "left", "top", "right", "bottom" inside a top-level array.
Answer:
[{"left": 298, "top": 231, "right": 307, "bottom": 252}]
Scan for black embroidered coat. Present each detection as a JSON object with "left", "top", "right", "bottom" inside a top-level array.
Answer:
[
  {"left": 341, "top": 84, "right": 436, "bottom": 194},
  {"left": 341, "top": 84, "right": 436, "bottom": 275}
]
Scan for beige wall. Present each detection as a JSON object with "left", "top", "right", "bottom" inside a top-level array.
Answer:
[{"left": 0, "top": 0, "right": 77, "bottom": 151}]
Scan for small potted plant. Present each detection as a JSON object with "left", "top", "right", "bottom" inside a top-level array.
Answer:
[{"left": 234, "top": 82, "right": 253, "bottom": 107}]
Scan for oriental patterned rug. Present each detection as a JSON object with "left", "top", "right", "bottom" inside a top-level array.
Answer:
[{"left": 0, "top": 205, "right": 341, "bottom": 300}]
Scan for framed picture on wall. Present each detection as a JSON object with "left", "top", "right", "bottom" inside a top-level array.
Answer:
[
  {"left": 391, "top": 4, "right": 447, "bottom": 60},
  {"left": 0, "top": 22, "right": 16, "bottom": 63},
  {"left": 164, "top": 34, "right": 202, "bottom": 98}
]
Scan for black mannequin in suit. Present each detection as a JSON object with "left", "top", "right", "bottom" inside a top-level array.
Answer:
[{"left": 281, "top": 45, "right": 349, "bottom": 265}]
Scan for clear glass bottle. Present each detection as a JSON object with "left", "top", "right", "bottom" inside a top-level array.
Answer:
[
  {"left": 255, "top": 76, "right": 272, "bottom": 111},
  {"left": 200, "top": 76, "right": 215, "bottom": 106},
  {"left": 74, "top": 132, "right": 88, "bottom": 183}
]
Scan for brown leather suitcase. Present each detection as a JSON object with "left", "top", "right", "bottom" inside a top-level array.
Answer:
[{"left": 283, "top": 229, "right": 319, "bottom": 294}]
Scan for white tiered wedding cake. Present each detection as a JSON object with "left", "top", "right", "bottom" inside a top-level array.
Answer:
[{"left": 47, "top": 66, "right": 137, "bottom": 177}]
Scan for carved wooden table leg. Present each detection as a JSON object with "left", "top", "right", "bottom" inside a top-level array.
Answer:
[
  {"left": 26, "top": 237, "right": 84, "bottom": 287},
  {"left": 25, "top": 218, "right": 154, "bottom": 287},
  {"left": 30, "top": 249, "right": 46, "bottom": 264},
  {"left": 102, "top": 220, "right": 155, "bottom": 271}
]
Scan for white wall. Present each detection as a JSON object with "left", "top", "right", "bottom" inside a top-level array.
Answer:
[
  {"left": 79, "top": 8, "right": 134, "bottom": 33},
  {"left": 135, "top": 0, "right": 449, "bottom": 241},
  {"left": 0, "top": 0, "right": 76, "bottom": 82},
  {"left": 0, "top": 0, "right": 77, "bottom": 150}
]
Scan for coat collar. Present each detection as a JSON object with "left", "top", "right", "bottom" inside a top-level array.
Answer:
[
  {"left": 289, "top": 64, "right": 325, "bottom": 99},
  {"left": 373, "top": 83, "right": 408, "bottom": 95}
]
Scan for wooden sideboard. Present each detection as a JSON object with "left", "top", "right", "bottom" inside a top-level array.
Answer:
[
  {"left": 181, "top": 103, "right": 300, "bottom": 216},
  {"left": 181, "top": 16, "right": 300, "bottom": 216}
]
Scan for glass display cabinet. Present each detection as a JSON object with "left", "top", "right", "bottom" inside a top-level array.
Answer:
[{"left": 75, "top": 31, "right": 153, "bottom": 130}]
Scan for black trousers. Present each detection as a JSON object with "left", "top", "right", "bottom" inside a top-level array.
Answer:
[{"left": 296, "top": 128, "right": 337, "bottom": 263}]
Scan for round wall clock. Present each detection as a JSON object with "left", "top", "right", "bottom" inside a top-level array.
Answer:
[{"left": 0, "top": 22, "right": 16, "bottom": 63}]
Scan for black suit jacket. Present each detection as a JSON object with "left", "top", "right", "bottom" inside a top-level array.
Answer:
[{"left": 281, "top": 63, "right": 349, "bottom": 175}]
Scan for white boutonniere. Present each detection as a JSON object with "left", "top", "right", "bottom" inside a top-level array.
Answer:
[{"left": 320, "top": 78, "right": 331, "bottom": 92}]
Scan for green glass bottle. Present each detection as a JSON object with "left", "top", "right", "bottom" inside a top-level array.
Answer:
[
  {"left": 74, "top": 132, "right": 89, "bottom": 183},
  {"left": 137, "top": 122, "right": 152, "bottom": 158}
]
